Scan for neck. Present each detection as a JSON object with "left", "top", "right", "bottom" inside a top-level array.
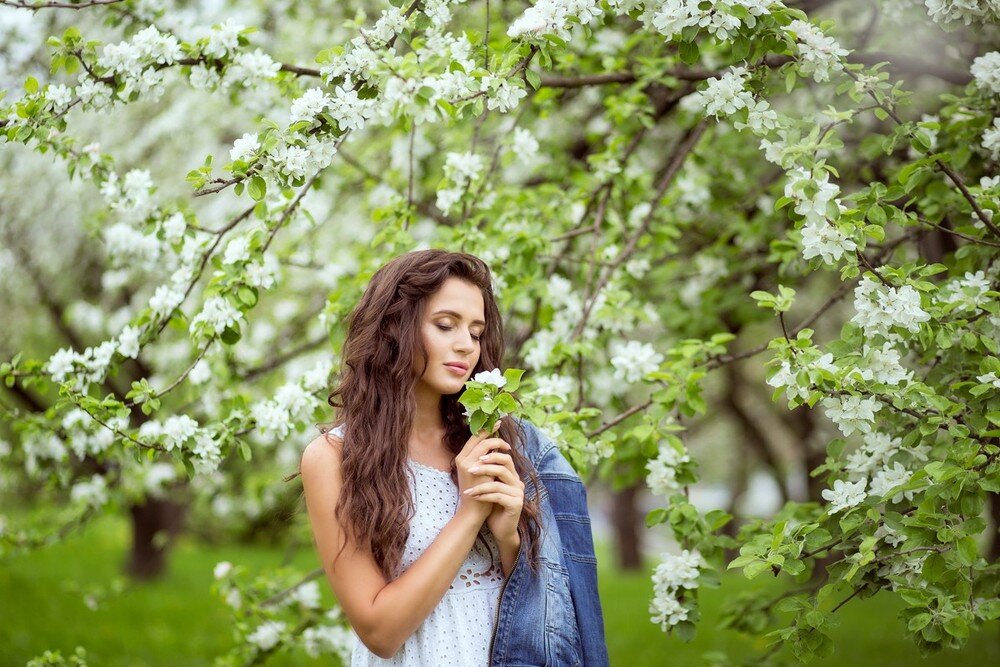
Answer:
[{"left": 410, "top": 382, "right": 445, "bottom": 442}]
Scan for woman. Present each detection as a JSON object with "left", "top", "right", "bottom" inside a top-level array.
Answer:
[{"left": 299, "top": 249, "right": 608, "bottom": 666}]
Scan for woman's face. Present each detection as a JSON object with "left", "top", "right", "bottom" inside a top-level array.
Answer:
[{"left": 413, "top": 276, "right": 485, "bottom": 396}]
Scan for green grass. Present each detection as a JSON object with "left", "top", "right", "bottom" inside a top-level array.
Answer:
[{"left": 1, "top": 513, "right": 997, "bottom": 665}]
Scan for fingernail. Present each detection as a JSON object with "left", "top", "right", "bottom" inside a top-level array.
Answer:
[
  {"left": 463, "top": 489, "right": 473, "bottom": 494},
  {"left": 469, "top": 466, "right": 479, "bottom": 473},
  {"left": 479, "top": 455, "right": 487, "bottom": 460}
]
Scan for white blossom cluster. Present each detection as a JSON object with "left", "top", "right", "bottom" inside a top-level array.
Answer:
[
  {"left": 923, "top": 0, "right": 1000, "bottom": 26},
  {"left": 825, "top": 429, "right": 928, "bottom": 515},
  {"left": 479, "top": 74, "right": 528, "bottom": 113},
  {"left": 649, "top": 548, "right": 704, "bottom": 630},
  {"left": 785, "top": 20, "right": 849, "bottom": 83},
  {"left": 783, "top": 167, "right": 857, "bottom": 265},
  {"left": 70, "top": 474, "right": 109, "bottom": 509},
  {"left": 190, "top": 295, "right": 246, "bottom": 340},
  {"left": 247, "top": 620, "right": 286, "bottom": 650},
  {"left": 436, "top": 151, "right": 485, "bottom": 213},
  {"left": 507, "top": 0, "right": 605, "bottom": 42},
  {"left": 302, "top": 615, "right": 355, "bottom": 660},
  {"left": 821, "top": 477, "right": 867, "bottom": 513},
  {"left": 970, "top": 51, "right": 1000, "bottom": 95},
  {"left": 851, "top": 275, "right": 932, "bottom": 340},
  {"left": 533, "top": 373, "right": 575, "bottom": 406},
  {"left": 843, "top": 341, "right": 915, "bottom": 387},
  {"left": 59, "top": 408, "right": 118, "bottom": 460},
  {"left": 645, "top": 440, "right": 691, "bottom": 496},
  {"left": 690, "top": 66, "right": 756, "bottom": 118},
  {"left": 981, "top": 117, "right": 1000, "bottom": 160},
  {"left": 940, "top": 270, "right": 995, "bottom": 313},
  {"left": 20, "top": 431, "right": 67, "bottom": 476},
  {"left": 610, "top": 339, "right": 664, "bottom": 383},
  {"left": 820, "top": 393, "right": 883, "bottom": 437},
  {"left": 137, "top": 417, "right": 223, "bottom": 475},
  {"left": 96, "top": 24, "right": 183, "bottom": 102},
  {"left": 644, "top": 0, "right": 773, "bottom": 42},
  {"left": 44, "top": 339, "right": 119, "bottom": 393},
  {"left": 473, "top": 368, "right": 507, "bottom": 389},
  {"left": 765, "top": 351, "right": 838, "bottom": 402},
  {"left": 252, "top": 359, "right": 333, "bottom": 440}
]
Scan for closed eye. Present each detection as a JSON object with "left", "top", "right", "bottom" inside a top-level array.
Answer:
[{"left": 436, "top": 324, "right": 481, "bottom": 341}]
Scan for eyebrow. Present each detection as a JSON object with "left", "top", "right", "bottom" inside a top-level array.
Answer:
[{"left": 432, "top": 309, "right": 486, "bottom": 327}]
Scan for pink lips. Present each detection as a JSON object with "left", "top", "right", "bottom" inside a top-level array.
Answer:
[{"left": 445, "top": 363, "right": 468, "bottom": 375}]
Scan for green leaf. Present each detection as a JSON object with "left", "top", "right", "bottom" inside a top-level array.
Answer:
[
  {"left": 238, "top": 440, "right": 252, "bottom": 462},
  {"left": 25, "top": 76, "right": 38, "bottom": 94},
  {"left": 248, "top": 175, "right": 266, "bottom": 201},
  {"left": 645, "top": 507, "right": 668, "bottom": 528}
]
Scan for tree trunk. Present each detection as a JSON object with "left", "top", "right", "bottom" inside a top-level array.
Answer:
[
  {"left": 126, "top": 497, "right": 187, "bottom": 580},
  {"left": 611, "top": 483, "right": 643, "bottom": 570}
]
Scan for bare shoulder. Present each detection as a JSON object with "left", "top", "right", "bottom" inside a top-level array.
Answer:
[{"left": 300, "top": 430, "right": 344, "bottom": 476}]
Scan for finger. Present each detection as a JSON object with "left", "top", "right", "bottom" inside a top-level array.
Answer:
[
  {"left": 468, "top": 463, "right": 517, "bottom": 484},
  {"left": 472, "top": 493, "right": 523, "bottom": 512},
  {"left": 470, "top": 438, "right": 511, "bottom": 461},
  {"left": 463, "top": 481, "right": 519, "bottom": 497}
]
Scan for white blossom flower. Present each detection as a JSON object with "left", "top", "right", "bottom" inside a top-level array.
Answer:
[
  {"left": 851, "top": 276, "right": 931, "bottom": 339},
  {"left": 301, "top": 625, "right": 354, "bottom": 660},
  {"left": 214, "top": 561, "right": 233, "bottom": 579},
  {"left": 189, "top": 64, "right": 221, "bottom": 90},
  {"left": 230, "top": 133, "right": 260, "bottom": 163},
  {"left": 691, "top": 66, "right": 754, "bottom": 118},
  {"left": 534, "top": 373, "right": 574, "bottom": 404},
  {"left": 46, "top": 347, "right": 79, "bottom": 384},
  {"left": 473, "top": 368, "right": 507, "bottom": 389},
  {"left": 45, "top": 84, "right": 73, "bottom": 111},
  {"left": 820, "top": 394, "right": 882, "bottom": 437},
  {"left": 874, "top": 522, "right": 907, "bottom": 547},
  {"left": 787, "top": 20, "right": 849, "bottom": 82},
  {"left": 190, "top": 295, "right": 243, "bottom": 336},
  {"left": 247, "top": 620, "right": 285, "bottom": 651},
  {"left": 480, "top": 75, "right": 527, "bottom": 113},
  {"left": 870, "top": 462, "right": 914, "bottom": 503},
  {"left": 646, "top": 440, "right": 691, "bottom": 497},
  {"left": 203, "top": 18, "right": 244, "bottom": 58},
  {"left": 649, "top": 548, "right": 704, "bottom": 630},
  {"left": 162, "top": 415, "right": 199, "bottom": 451},
  {"left": 117, "top": 325, "right": 141, "bottom": 359},
  {"left": 821, "top": 477, "right": 867, "bottom": 513},
  {"left": 978, "top": 370, "right": 1000, "bottom": 389},
  {"left": 70, "top": 474, "right": 108, "bottom": 508},
  {"left": 188, "top": 358, "right": 212, "bottom": 385},
  {"left": 289, "top": 87, "right": 331, "bottom": 124},
  {"left": 971, "top": 51, "right": 1000, "bottom": 95},
  {"left": 610, "top": 340, "right": 663, "bottom": 383},
  {"left": 223, "top": 235, "right": 252, "bottom": 265},
  {"left": 225, "top": 49, "right": 280, "bottom": 87},
  {"left": 289, "top": 580, "right": 322, "bottom": 608},
  {"left": 981, "top": 117, "right": 1000, "bottom": 160},
  {"left": 149, "top": 284, "right": 185, "bottom": 319}
]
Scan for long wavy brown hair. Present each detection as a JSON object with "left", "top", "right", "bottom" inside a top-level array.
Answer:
[{"left": 291, "top": 248, "right": 542, "bottom": 581}]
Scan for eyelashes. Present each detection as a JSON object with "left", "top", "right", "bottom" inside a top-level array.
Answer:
[{"left": 435, "top": 324, "right": 482, "bottom": 341}]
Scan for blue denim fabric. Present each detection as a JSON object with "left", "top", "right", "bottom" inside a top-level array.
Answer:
[{"left": 490, "top": 418, "right": 610, "bottom": 667}]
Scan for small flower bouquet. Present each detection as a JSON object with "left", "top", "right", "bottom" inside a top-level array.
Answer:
[{"left": 458, "top": 367, "right": 524, "bottom": 434}]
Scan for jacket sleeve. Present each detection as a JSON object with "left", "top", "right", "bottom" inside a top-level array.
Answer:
[{"left": 533, "top": 426, "right": 611, "bottom": 667}]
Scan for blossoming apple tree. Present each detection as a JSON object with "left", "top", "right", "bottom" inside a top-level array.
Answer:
[{"left": 1, "top": 0, "right": 999, "bottom": 664}]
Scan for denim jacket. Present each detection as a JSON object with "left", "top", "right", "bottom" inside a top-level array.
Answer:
[{"left": 490, "top": 417, "right": 610, "bottom": 667}]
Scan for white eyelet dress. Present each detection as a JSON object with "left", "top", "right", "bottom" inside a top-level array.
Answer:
[{"left": 329, "top": 425, "right": 505, "bottom": 666}]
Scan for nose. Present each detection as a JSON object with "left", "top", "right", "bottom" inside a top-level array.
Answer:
[{"left": 453, "top": 331, "right": 475, "bottom": 353}]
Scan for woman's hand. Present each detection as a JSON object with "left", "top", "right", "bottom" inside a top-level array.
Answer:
[
  {"left": 454, "top": 422, "right": 506, "bottom": 522},
  {"left": 463, "top": 446, "right": 525, "bottom": 544}
]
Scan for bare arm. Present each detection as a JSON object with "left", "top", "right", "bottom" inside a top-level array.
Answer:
[{"left": 300, "top": 431, "right": 500, "bottom": 658}]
